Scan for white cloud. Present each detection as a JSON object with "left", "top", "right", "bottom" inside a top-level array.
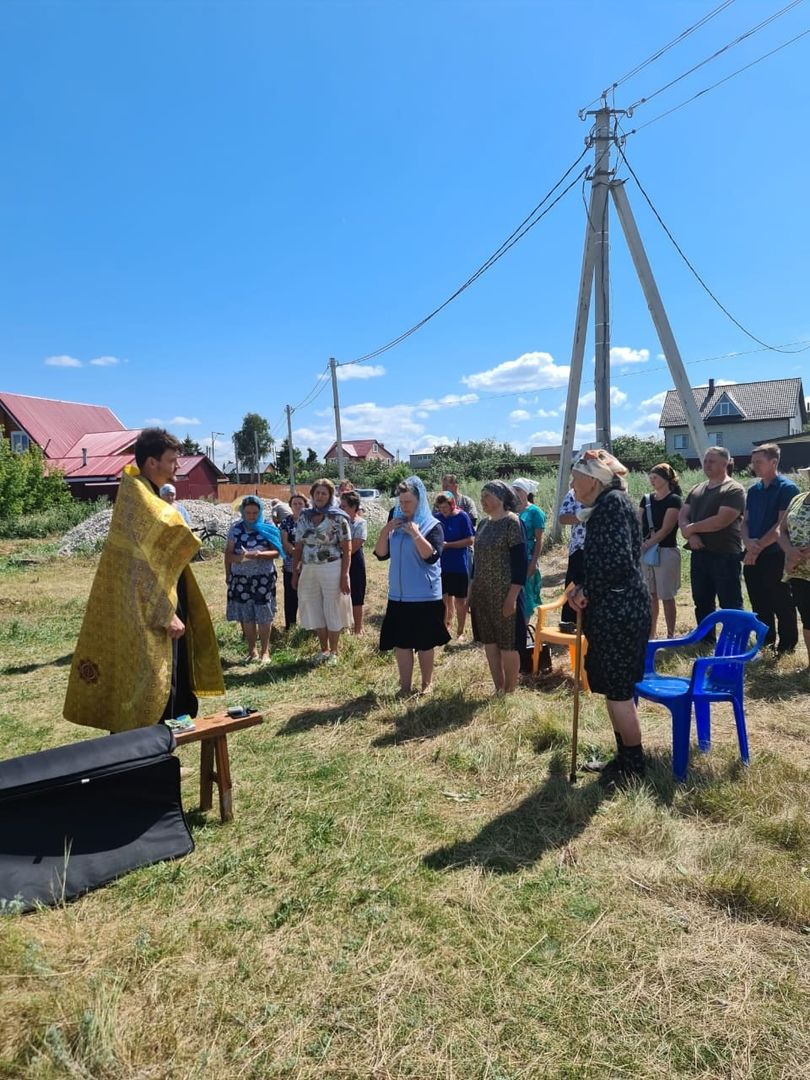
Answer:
[
  {"left": 418, "top": 393, "right": 478, "bottom": 412},
  {"left": 528, "top": 429, "right": 563, "bottom": 443},
  {"left": 640, "top": 390, "right": 668, "bottom": 409},
  {"left": 295, "top": 400, "right": 432, "bottom": 457},
  {"left": 335, "top": 363, "right": 386, "bottom": 382},
  {"left": 45, "top": 355, "right": 82, "bottom": 367},
  {"left": 462, "top": 351, "right": 570, "bottom": 392},
  {"left": 411, "top": 434, "right": 452, "bottom": 453},
  {"left": 528, "top": 421, "right": 597, "bottom": 445},
  {"left": 44, "top": 353, "right": 126, "bottom": 368},
  {"left": 611, "top": 346, "right": 649, "bottom": 366},
  {"left": 144, "top": 416, "right": 201, "bottom": 427},
  {"left": 536, "top": 407, "right": 560, "bottom": 418},
  {"left": 509, "top": 409, "right": 531, "bottom": 423},
  {"left": 696, "top": 380, "right": 736, "bottom": 387},
  {"left": 579, "top": 386, "right": 627, "bottom": 407},
  {"left": 89, "top": 355, "right": 124, "bottom": 367}
]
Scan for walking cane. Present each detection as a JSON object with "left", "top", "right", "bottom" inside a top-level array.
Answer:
[{"left": 570, "top": 606, "right": 583, "bottom": 784}]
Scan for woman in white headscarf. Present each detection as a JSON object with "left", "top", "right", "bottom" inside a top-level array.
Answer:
[
  {"left": 512, "top": 477, "right": 545, "bottom": 619},
  {"left": 567, "top": 450, "right": 651, "bottom": 787}
]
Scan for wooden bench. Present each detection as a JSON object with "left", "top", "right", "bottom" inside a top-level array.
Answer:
[{"left": 173, "top": 711, "right": 263, "bottom": 823}]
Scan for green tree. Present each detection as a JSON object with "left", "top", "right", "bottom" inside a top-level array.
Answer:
[
  {"left": 611, "top": 435, "right": 686, "bottom": 474},
  {"left": 305, "top": 448, "right": 319, "bottom": 467},
  {"left": 180, "top": 434, "right": 204, "bottom": 455},
  {"left": 0, "top": 439, "right": 70, "bottom": 519},
  {"left": 276, "top": 438, "right": 305, "bottom": 476},
  {"left": 234, "top": 413, "right": 274, "bottom": 476}
]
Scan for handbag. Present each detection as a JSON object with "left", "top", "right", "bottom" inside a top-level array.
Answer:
[
  {"left": 642, "top": 496, "right": 660, "bottom": 567},
  {"left": 519, "top": 623, "right": 552, "bottom": 675}
]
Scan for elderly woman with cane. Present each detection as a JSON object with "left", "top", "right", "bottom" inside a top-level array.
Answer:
[
  {"left": 468, "top": 481, "right": 528, "bottom": 695},
  {"left": 567, "top": 450, "right": 651, "bottom": 786}
]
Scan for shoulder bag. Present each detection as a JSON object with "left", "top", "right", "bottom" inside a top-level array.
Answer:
[{"left": 642, "top": 496, "right": 661, "bottom": 567}]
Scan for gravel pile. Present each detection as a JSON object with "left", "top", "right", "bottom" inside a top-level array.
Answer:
[
  {"left": 359, "top": 497, "right": 392, "bottom": 526},
  {"left": 58, "top": 500, "right": 238, "bottom": 555}
]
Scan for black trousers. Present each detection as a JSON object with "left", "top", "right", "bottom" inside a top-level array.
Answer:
[
  {"left": 283, "top": 568, "right": 298, "bottom": 630},
  {"left": 560, "top": 547, "right": 585, "bottom": 625},
  {"left": 690, "top": 550, "right": 743, "bottom": 632},
  {"left": 743, "top": 550, "right": 798, "bottom": 652}
]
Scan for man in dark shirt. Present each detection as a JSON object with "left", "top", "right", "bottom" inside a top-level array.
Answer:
[
  {"left": 679, "top": 446, "right": 746, "bottom": 629},
  {"left": 742, "top": 443, "right": 799, "bottom": 654}
]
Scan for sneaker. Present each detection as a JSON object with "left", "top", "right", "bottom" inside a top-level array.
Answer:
[
  {"left": 324, "top": 653, "right": 338, "bottom": 666},
  {"left": 243, "top": 653, "right": 258, "bottom": 664},
  {"left": 258, "top": 655, "right": 271, "bottom": 666},
  {"left": 311, "top": 651, "right": 331, "bottom": 665}
]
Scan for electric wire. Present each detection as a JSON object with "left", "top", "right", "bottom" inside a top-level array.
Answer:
[
  {"left": 627, "top": 0, "right": 804, "bottom": 111},
  {"left": 338, "top": 149, "right": 590, "bottom": 368},
  {"left": 581, "top": 0, "right": 736, "bottom": 111},
  {"left": 626, "top": 25, "right": 810, "bottom": 133},
  {"left": 617, "top": 144, "right": 810, "bottom": 354}
]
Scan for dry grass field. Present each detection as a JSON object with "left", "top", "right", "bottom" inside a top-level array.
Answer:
[{"left": 1, "top": 526, "right": 809, "bottom": 1079}]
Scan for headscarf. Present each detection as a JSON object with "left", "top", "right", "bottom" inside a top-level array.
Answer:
[
  {"left": 159, "top": 483, "right": 176, "bottom": 496},
  {"left": 649, "top": 462, "right": 682, "bottom": 495},
  {"left": 435, "top": 490, "right": 459, "bottom": 514},
  {"left": 239, "top": 495, "right": 283, "bottom": 552},
  {"left": 482, "top": 481, "right": 518, "bottom": 513},
  {"left": 571, "top": 449, "right": 628, "bottom": 487},
  {"left": 394, "top": 475, "right": 439, "bottom": 534},
  {"left": 511, "top": 477, "right": 536, "bottom": 496}
]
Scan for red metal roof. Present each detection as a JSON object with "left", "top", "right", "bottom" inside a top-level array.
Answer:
[
  {"left": 62, "top": 429, "right": 141, "bottom": 460},
  {"left": 48, "top": 452, "right": 224, "bottom": 481},
  {"left": 324, "top": 439, "right": 394, "bottom": 460},
  {"left": 0, "top": 392, "right": 126, "bottom": 458}
]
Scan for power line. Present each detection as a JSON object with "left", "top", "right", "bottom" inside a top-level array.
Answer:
[
  {"left": 626, "top": 24, "right": 810, "bottom": 133},
  {"left": 338, "top": 149, "right": 590, "bottom": 368},
  {"left": 581, "top": 0, "right": 737, "bottom": 112},
  {"left": 627, "top": 0, "right": 805, "bottom": 112},
  {"left": 617, "top": 144, "right": 810, "bottom": 355}
]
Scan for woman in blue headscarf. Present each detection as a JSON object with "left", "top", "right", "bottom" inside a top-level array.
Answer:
[
  {"left": 225, "top": 495, "right": 282, "bottom": 664},
  {"left": 374, "top": 476, "right": 450, "bottom": 695}
]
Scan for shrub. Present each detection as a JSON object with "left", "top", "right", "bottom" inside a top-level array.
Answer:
[{"left": 0, "top": 438, "right": 71, "bottom": 519}]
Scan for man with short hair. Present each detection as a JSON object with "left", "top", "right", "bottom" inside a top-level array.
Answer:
[
  {"left": 742, "top": 443, "right": 799, "bottom": 654},
  {"left": 441, "top": 474, "right": 477, "bottom": 526},
  {"left": 65, "top": 428, "right": 223, "bottom": 732},
  {"left": 679, "top": 446, "right": 746, "bottom": 628}
]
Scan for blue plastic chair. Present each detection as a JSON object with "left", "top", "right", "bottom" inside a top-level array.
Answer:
[{"left": 635, "top": 610, "right": 768, "bottom": 781}]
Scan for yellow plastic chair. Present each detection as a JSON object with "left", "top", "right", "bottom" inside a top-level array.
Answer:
[{"left": 531, "top": 588, "right": 589, "bottom": 690}]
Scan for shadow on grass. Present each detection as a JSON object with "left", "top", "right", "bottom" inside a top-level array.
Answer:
[
  {"left": 2, "top": 653, "right": 73, "bottom": 675},
  {"left": 745, "top": 663, "right": 810, "bottom": 701},
  {"left": 277, "top": 694, "right": 378, "bottom": 735},
  {"left": 423, "top": 751, "right": 605, "bottom": 873},
  {"left": 372, "top": 691, "right": 486, "bottom": 748},
  {"left": 223, "top": 657, "right": 313, "bottom": 687}
]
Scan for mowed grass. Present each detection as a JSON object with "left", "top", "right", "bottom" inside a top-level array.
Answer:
[{"left": 1, "top": 535, "right": 809, "bottom": 1079}]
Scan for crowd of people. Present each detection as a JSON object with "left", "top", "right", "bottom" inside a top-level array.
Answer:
[{"left": 69, "top": 428, "right": 809, "bottom": 790}]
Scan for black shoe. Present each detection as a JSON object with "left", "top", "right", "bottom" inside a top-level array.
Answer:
[{"left": 597, "top": 754, "right": 646, "bottom": 790}]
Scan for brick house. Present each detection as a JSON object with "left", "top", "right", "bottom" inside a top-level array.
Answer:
[{"left": 658, "top": 377, "right": 807, "bottom": 468}]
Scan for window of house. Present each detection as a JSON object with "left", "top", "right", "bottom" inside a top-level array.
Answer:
[
  {"left": 10, "top": 431, "right": 30, "bottom": 453},
  {"left": 673, "top": 434, "right": 689, "bottom": 450},
  {"left": 708, "top": 432, "right": 723, "bottom": 445},
  {"left": 372, "top": 442, "right": 378, "bottom": 453}
]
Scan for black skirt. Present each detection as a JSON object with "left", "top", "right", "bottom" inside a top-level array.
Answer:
[{"left": 379, "top": 600, "right": 451, "bottom": 652}]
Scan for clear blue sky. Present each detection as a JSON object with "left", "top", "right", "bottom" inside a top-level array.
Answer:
[{"left": 1, "top": 0, "right": 807, "bottom": 464}]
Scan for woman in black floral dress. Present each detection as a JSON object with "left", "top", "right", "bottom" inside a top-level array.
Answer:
[{"left": 568, "top": 450, "right": 651, "bottom": 785}]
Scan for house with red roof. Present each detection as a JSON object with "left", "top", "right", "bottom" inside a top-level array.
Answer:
[
  {"left": 0, "top": 391, "right": 224, "bottom": 501},
  {"left": 323, "top": 438, "right": 395, "bottom": 467}
]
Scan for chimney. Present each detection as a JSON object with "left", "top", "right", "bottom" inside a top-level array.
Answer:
[
  {"left": 81, "top": 447, "right": 87, "bottom": 466},
  {"left": 708, "top": 378, "right": 715, "bottom": 396}
]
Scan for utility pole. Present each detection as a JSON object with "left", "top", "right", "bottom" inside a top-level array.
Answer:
[
  {"left": 210, "top": 431, "right": 224, "bottom": 467},
  {"left": 253, "top": 430, "right": 260, "bottom": 486},
  {"left": 549, "top": 101, "right": 710, "bottom": 540},
  {"left": 592, "top": 107, "right": 612, "bottom": 452},
  {"left": 286, "top": 404, "right": 296, "bottom": 495},
  {"left": 232, "top": 434, "right": 239, "bottom": 484},
  {"left": 329, "top": 357, "right": 346, "bottom": 482}
]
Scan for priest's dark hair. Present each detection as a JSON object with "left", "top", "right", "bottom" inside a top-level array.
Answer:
[{"left": 134, "top": 428, "right": 182, "bottom": 468}]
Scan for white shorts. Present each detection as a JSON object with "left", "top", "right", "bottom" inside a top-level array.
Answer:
[
  {"left": 643, "top": 545, "right": 682, "bottom": 601},
  {"left": 297, "top": 560, "right": 353, "bottom": 632}
]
